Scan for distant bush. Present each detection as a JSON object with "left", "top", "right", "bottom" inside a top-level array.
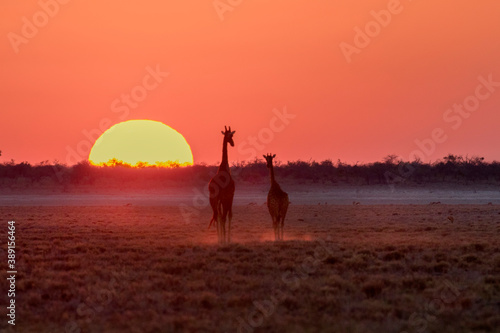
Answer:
[{"left": 0, "top": 154, "right": 499, "bottom": 190}]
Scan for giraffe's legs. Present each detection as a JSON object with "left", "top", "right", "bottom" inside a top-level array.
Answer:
[
  {"left": 220, "top": 208, "right": 225, "bottom": 244},
  {"left": 227, "top": 208, "right": 232, "bottom": 243},
  {"left": 272, "top": 218, "right": 275, "bottom": 241},
  {"left": 219, "top": 200, "right": 232, "bottom": 244},
  {"left": 216, "top": 206, "right": 219, "bottom": 243},
  {"left": 216, "top": 215, "right": 220, "bottom": 244},
  {"left": 220, "top": 218, "right": 225, "bottom": 244},
  {"left": 217, "top": 202, "right": 222, "bottom": 244},
  {"left": 280, "top": 219, "right": 284, "bottom": 241},
  {"left": 273, "top": 217, "right": 278, "bottom": 241}
]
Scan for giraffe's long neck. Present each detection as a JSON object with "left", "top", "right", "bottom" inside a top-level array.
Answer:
[
  {"left": 219, "top": 139, "right": 229, "bottom": 171},
  {"left": 269, "top": 163, "right": 276, "bottom": 184}
]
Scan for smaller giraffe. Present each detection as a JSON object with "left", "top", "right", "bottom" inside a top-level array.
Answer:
[{"left": 263, "top": 154, "right": 289, "bottom": 241}]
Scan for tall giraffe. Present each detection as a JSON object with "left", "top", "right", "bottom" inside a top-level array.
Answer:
[
  {"left": 263, "top": 154, "right": 289, "bottom": 241},
  {"left": 209, "top": 126, "right": 235, "bottom": 244}
]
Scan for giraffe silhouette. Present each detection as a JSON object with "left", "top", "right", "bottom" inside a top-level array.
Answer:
[
  {"left": 264, "top": 153, "right": 289, "bottom": 241},
  {"left": 209, "top": 126, "right": 235, "bottom": 244}
]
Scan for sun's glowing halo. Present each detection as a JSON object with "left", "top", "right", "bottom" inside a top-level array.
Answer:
[{"left": 88, "top": 120, "right": 193, "bottom": 167}]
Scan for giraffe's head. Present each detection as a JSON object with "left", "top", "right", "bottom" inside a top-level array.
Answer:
[
  {"left": 221, "top": 126, "right": 235, "bottom": 147},
  {"left": 263, "top": 153, "right": 276, "bottom": 168}
]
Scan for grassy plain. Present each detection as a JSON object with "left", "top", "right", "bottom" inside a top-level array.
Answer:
[{"left": 0, "top": 203, "right": 499, "bottom": 332}]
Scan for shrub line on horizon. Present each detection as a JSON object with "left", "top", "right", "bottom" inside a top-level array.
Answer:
[
  {"left": 2, "top": 153, "right": 500, "bottom": 191},
  {"left": 384, "top": 73, "right": 499, "bottom": 191}
]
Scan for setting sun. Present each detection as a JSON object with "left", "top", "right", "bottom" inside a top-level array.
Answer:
[{"left": 88, "top": 120, "right": 193, "bottom": 167}]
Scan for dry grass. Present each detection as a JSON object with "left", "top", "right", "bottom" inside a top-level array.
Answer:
[{"left": 0, "top": 204, "right": 499, "bottom": 332}]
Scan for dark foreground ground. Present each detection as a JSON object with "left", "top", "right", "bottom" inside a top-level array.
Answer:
[{"left": 0, "top": 203, "right": 499, "bottom": 332}]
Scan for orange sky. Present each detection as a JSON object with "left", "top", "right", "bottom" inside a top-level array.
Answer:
[{"left": 1, "top": 1, "right": 500, "bottom": 166}]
